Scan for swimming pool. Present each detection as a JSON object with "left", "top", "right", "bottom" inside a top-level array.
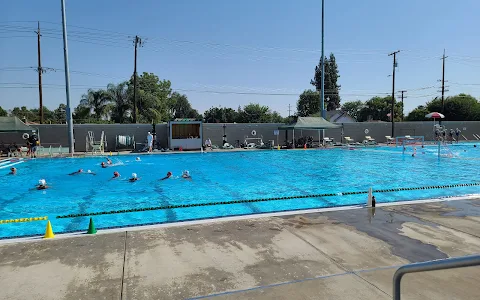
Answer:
[{"left": 1, "top": 143, "right": 479, "bottom": 239}]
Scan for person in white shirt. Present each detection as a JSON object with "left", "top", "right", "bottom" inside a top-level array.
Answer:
[
  {"left": 205, "top": 138, "right": 212, "bottom": 150},
  {"left": 147, "top": 132, "right": 153, "bottom": 153}
]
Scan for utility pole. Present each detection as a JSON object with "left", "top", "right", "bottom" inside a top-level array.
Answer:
[
  {"left": 132, "top": 35, "right": 143, "bottom": 123},
  {"left": 60, "top": 0, "right": 74, "bottom": 154},
  {"left": 441, "top": 49, "right": 448, "bottom": 114},
  {"left": 35, "top": 21, "right": 44, "bottom": 124},
  {"left": 320, "top": 0, "right": 325, "bottom": 119},
  {"left": 288, "top": 104, "right": 292, "bottom": 117},
  {"left": 388, "top": 50, "right": 400, "bottom": 137},
  {"left": 399, "top": 90, "right": 407, "bottom": 121}
]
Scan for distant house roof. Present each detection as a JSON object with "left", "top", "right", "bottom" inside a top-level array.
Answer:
[
  {"left": 0, "top": 116, "right": 37, "bottom": 132},
  {"left": 278, "top": 117, "right": 341, "bottom": 130},
  {"left": 309, "top": 110, "right": 357, "bottom": 123}
]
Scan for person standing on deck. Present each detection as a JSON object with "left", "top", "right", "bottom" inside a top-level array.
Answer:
[{"left": 147, "top": 132, "right": 153, "bottom": 153}]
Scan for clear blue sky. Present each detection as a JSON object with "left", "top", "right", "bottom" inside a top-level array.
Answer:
[{"left": 1, "top": 0, "right": 479, "bottom": 117}]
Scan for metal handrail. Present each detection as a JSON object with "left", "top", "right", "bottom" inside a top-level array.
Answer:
[{"left": 393, "top": 254, "right": 480, "bottom": 300}]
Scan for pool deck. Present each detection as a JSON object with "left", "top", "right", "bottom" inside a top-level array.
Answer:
[{"left": 0, "top": 199, "right": 479, "bottom": 300}]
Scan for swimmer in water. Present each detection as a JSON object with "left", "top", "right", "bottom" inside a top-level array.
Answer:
[
  {"left": 474, "top": 145, "right": 477, "bottom": 148},
  {"left": 101, "top": 162, "right": 108, "bottom": 168},
  {"left": 160, "top": 171, "right": 173, "bottom": 180},
  {"left": 182, "top": 170, "right": 191, "bottom": 180},
  {"left": 129, "top": 173, "right": 139, "bottom": 182},
  {"left": 136, "top": 157, "right": 141, "bottom": 161},
  {"left": 9, "top": 167, "right": 17, "bottom": 175},
  {"left": 36, "top": 179, "right": 49, "bottom": 190},
  {"left": 112, "top": 171, "right": 120, "bottom": 179},
  {"left": 106, "top": 157, "right": 113, "bottom": 165},
  {"left": 69, "top": 169, "right": 84, "bottom": 175}
]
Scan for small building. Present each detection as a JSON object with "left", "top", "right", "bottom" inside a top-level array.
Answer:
[{"left": 168, "top": 119, "right": 203, "bottom": 150}]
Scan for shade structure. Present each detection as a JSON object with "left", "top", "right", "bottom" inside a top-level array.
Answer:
[
  {"left": 0, "top": 117, "right": 37, "bottom": 132},
  {"left": 425, "top": 112, "right": 445, "bottom": 119},
  {"left": 278, "top": 117, "right": 341, "bottom": 130}
]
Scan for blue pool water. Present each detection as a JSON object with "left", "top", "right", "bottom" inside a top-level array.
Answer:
[{"left": 1, "top": 143, "right": 480, "bottom": 239}]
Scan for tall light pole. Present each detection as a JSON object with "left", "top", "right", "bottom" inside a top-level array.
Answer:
[
  {"left": 320, "top": 0, "right": 325, "bottom": 119},
  {"left": 61, "top": 0, "right": 74, "bottom": 154}
]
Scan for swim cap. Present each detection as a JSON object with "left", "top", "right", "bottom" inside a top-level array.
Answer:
[
  {"left": 39, "top": 179, "right": 46, "bottom": 186},
  {"left": 132, "top": 173, "right": 137, "bottom": 178},
  {"left": 167, "top": 171, "right": 172, "bottom": 176},
  {"left": 136, "top": 157, "right": 140, "bottom": 161},
  {"left": 114, "top": 171, "right": 119, "bottom": 176},
  {"left": 87, "top": 170, "right": 92, "bottom": 173}
]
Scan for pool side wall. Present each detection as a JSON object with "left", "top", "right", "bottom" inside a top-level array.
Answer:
[{"left": 2, "top": 121, "right": 479, "bottom": 152}]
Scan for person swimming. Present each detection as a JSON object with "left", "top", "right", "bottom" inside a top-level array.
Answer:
[
  {"left": 182, "top": 170, "right": 191, "bottom": 179},
  {"left": 112, "top": 171, "right": 120, "bottom": 179},
  {"left": 101, "top": 162, "right": 108, "bottom": 168},
  {"left": 106, "top": 157, "right": 113, "bottom": 165},
  {"left": 36, "top": 179, "right": 49, "bottom": 190},
  {"left": 129, "top": 173, "right": 139, "bottom": 182},
  {"left": 136, "top": 157, "right": 141, "bottom": 161},
  {"left": 160, "top": 171, "right": 173, "bottom": 180},
  {"left": 9, "top": 167, "right": 17, "bottom": 175},
  {"left": 69, "top": 169, "right": 84, "bottom": 175}
]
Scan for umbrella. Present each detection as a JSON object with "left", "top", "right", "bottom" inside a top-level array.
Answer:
[
  {"left": 425, "top": 112, "right": 445, "bottom": 119},
  {"left": 426, "top": 112, "right": 445, "bottom": 129}
]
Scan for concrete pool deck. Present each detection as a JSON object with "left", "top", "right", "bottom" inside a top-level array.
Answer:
[{"left": 0, "top": 199, "right": 479, "bottom": 300}]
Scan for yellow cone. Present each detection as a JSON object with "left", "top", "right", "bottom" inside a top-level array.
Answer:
[{"left": 44, "top": 221, "right": 55, "bottom": 239}]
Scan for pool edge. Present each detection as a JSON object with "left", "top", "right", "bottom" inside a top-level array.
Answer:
[{"left": 1, "top": 194, "right": 478, "bottom": 245}]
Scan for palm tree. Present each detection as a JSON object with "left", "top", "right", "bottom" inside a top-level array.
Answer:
[
  {"left": 80, "top": 89, "right": 110, "bottom": 120},
  {"left": 106, "top": 82, "right": 130, "bottom": 123}
]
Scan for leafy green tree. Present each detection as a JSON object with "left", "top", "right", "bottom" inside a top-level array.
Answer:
[
  {"left": 169, "top": 92, "right": 201, "bottom": 120},
  {"left": 428, "top": 94, "right": 479, "bottom": 121},
  {"left": 203, "top": 107, "right": 238, "bottom": 123},
  {"left": 107, "top": 82, "right": 130, "bottom": 123},
  {"left": 128, "top": 72, "right": 172, "bottom": 123},
  {"left": 73, "top": 102, "right": 92, "bottom": 122},
  {"left": 269, "top": 111, "right": 286, "bottom": 123},
  {"left": 80, "top": 89, "right": 110, "bottom": 120},
  {"left": 0, "top": 106, "right": 7, "bottom": 117},
  {"left": 311, "top": 53, "right": 341, "bottom": 110},
  {"left": 11, "top": 106, "right": 36, "bottom": 122},
  {"left": 54, "top": 104, "right": 67, "bottom": 123},
  {"left": 341, "top": 100, "right": 363, "bottom": 121},
  {"left": 406, "top": 105, "right": 429, "bottom": 121},
  {"left": 237, "top": 103, "right": 272, "bottom": 123},
  {"left": 357, "top": 96, "right": 402, "bottom": 122},
  {"left": 296, "top": 89, "right": 319, "bottom": 117}
]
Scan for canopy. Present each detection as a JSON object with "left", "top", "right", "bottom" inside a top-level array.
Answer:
[
  {"left": 425, "top": 112, "right": 445, "bottom": 119},
  {"left": 278, "top": 117, "right": 342, "bottom": 130},
  {"left": 0, "top": 117, "right": 37, "bottom": 132}
]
